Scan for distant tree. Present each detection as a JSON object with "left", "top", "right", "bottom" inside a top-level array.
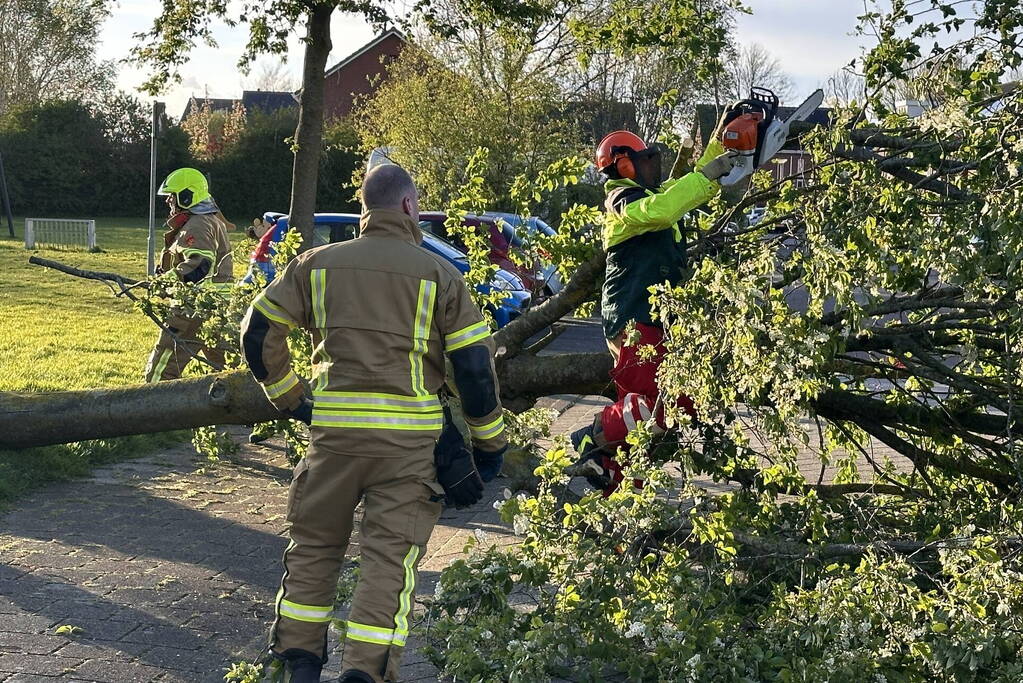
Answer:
[
  {"left": 564, "top": 0, "right": 740, "bottom": 143},
  {"left": 723, "top": 42, "right": 796, "bottom": 104},
  {"left": 247, "top": 59, "right": 296, "bottom": 92},
  {"left": 0, "top": 97, "right": 191, "bottom": 216},
  {"left": 132, "top": 1, "right": 390, "bottom": 252},
  {"left": 824, "top": 67, "right": 867, "bottom": 106},
  {"left": 0, "top": 0, "right": 114, "bottom": 115},
  {"left": 356, "top": 48, "right": 578, "bottom": 211},
  {"left": 180, "top": 100, "right": 248, "bottom": 162},
  {"left": 206, "top": 110, "right": 359, "bottom": 220}
]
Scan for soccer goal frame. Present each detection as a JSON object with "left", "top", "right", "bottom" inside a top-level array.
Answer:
[{"left": 25, "top": 218, "right": 96, "bottom": 251}]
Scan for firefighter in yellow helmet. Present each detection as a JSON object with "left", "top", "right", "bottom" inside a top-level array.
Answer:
[
  {"left": 240, "top": 163, "right": 506, "bottom": 682},
  {"left": 143, "top": 167, "right": 235, "bottom": 382}
]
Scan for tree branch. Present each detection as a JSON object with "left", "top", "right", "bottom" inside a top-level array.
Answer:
[
  {"left": 494, "top": 248, "right": 605, "bottom": 359},
  {"left": 29, "top": 255, "right": 142, "bottom": 286}
]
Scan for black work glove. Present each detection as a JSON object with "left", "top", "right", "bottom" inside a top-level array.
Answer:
[
  {"left": 435, "top": 409, "right": 484, "bottom": 508},
  {"left": 473, "top": 445, "right": 507, "bottom": 483},
  {"left": 284, "top": 397, "right": 313, "bottom": 426}
]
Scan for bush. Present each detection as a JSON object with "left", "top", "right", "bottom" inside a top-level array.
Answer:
[{"left": 0, "top": 99, "right": 360, "bottom": 222}]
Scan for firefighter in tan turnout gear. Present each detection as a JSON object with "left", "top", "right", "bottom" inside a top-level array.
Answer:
[
  {"left": 143, "top": 167, "right": 234, "bottom": 382},
  {"left": 240, "top": 164, "right": 507, "bottom": 683}
]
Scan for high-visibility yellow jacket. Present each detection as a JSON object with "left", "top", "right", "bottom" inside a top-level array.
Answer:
[
  {"left": 240, "top": 208, "right": 507, "bottom": 457},
  {"left": 600, "top": 139, "right": 725, "bottom": 338}
]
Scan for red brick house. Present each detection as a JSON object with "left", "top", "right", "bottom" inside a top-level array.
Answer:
[{"left": 322, "top": 28, "right": 408, "bottom": 121}]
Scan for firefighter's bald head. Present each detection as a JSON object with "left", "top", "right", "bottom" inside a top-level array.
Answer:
[{"left": 362, "top": 163, "right": 419, "bottom": 222}]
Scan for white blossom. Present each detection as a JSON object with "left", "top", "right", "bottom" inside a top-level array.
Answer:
[{"left": 624, "top": 622, "right": 646, "bottom": 638}]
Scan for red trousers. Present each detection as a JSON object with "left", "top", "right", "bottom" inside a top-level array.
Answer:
[{"left": 596, "top": 323, "right": 695, "bottom": 491}]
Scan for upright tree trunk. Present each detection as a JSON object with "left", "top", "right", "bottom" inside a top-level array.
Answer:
[{"left": 288, "top": 2, "right": 334, "bottom": 252}]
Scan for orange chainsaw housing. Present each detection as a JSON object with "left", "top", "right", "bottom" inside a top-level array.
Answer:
[{"left": 722, "top": 112, "right": 764, "bottom": 155}]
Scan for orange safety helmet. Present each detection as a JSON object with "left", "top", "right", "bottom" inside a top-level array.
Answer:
[{"left": 595, "top": 130, "right": 647, "bottom": 179}]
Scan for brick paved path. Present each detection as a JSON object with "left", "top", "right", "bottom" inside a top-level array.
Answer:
[
  {"left": 0, "top": 397, "right": 582, "bottom": 682},
  {"left": 0, "top": 394, "right": 911, "bottom": 682}
]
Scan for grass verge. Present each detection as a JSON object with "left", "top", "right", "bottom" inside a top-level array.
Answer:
[{"left": 0, "top": 217, "right": 250, "bottom": 508}]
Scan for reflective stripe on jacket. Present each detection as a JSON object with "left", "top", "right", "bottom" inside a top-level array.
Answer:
[{"left": 240, "top": 208, "right": 506, "bottom": 457}]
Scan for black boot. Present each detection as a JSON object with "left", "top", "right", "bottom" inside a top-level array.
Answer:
[
  {"left": 338, "top": 670, "right": 375, "bottom": 683},
  {"left": 273, "top": 649, "right": 323, "bottom": 683},
  {"left": 569, "top": 424, "right": 613, "bottom": 490}
]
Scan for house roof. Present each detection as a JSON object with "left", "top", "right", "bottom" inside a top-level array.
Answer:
[
  {"left": 694, "top": 102, "right": 833, "bottom": 149},
  {"left": 241, "top": 90, "right": 297, "bottom": 113},
  {"left": 180, "top": 96, "right": 236, "bottom": 121},
  {"left": 323, "top": 27, "right": 408, "bottom": 79}
]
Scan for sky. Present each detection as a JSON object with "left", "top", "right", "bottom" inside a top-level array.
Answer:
[{"left": 98, "top": 1, "right": 870, "bottom": 119}]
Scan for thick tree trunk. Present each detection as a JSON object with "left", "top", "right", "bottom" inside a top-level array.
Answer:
[
  {"left": 8, "top": 244, "right": 613, "bottom": 450},
  {"left": 0, "top": 353, "right": 612, "bottom": 450},
  {"left": 0, "top": 372, "right": 277, "bottom": 450},
  {"left": 288, "top": 3, "right": 333, "bottom": 252}
]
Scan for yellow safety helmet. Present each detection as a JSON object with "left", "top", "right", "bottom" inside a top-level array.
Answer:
[{"left": 158, "top": 167, "right": 211, "bottom": 209}]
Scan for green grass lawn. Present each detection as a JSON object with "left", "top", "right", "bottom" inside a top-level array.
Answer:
[
  {"left": 1, "top": 217, "right": 158, "bottom": 392},
  {"left": 0, "top": 217, "right": 249, "bottom": 507}
]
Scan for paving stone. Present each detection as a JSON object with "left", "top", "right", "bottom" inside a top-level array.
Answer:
[
  {"left": 134, "top": 645, "right": 218, "bottom": 672},
  {"left": 0, "top": 653, "right": 82, "bottom": 676},
  {"left": 0, "top": 633, "right": 66, "bottom": 656},
  {"left": 0, "top": 615, "right": 56, "bottom": 636},
  {"left": 65, "top": 621, "right": 137, "bottom": 643},
  {"left": 118, "top": 624, "right": 213, "bottom": 651},
  {"left": 68, "top": 659, "right": 168, "bottom": 683}
]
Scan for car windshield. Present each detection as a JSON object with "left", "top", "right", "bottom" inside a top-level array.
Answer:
[{"left": 422, "top": 233, "right": 467, "bottom": 260}]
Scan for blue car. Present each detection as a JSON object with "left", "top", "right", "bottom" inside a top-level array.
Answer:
[{"left": 243, "top": 212, "right": 531, "bottom": 328}]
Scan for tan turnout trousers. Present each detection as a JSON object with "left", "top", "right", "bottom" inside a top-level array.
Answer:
[
  {"left": 273, "top": 447, "right": 443, "bottom": 680},
  {"left": 144, "top": 312, "right": 226, "bottom": 382},
  {"left": 145, "top": 209, "right": 233, "bottom": 382}
]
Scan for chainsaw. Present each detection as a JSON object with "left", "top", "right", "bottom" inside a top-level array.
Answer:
[{"left": 717, "top": 87, "right": 825, "bottom": 186}]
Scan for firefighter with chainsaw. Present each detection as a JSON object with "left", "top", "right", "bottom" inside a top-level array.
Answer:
[
  {"left": 143, "top": 167, "right": 234, "bottom": 382},
  {"left": 569, "top": 124, "right": 738, "bottom": 494},
  {"left": 240, "top": 163, "right": 507, "bottom": 683}
]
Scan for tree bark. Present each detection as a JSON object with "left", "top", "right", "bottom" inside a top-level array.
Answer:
[
  {"left": 0, "top": 352, "right": 613, "bottom": 450},
  {"left": 0, "top": 372, "right": 278, "bottom": 450},
  {"left": 7, "top": 248, "right": 613, "bottom": 449},
  {"left": 288, "top": 3, "right": 333, "bottom": 253}
]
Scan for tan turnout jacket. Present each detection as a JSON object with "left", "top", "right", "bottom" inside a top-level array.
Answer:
[
  {"left": 241, "top": 208, "right": 506, "bottom": 456},
  {"left": 160, "top": 211, "right": 234, "bottom": 286}
]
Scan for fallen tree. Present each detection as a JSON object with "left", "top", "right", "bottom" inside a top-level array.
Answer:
[
  {"left": 0, "top": 250, "right": 613, "bottom": 449},
  {"left": 10, "top": 1, "right": 1023, "bottom": 680}
]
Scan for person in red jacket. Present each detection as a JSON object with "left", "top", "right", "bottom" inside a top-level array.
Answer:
[{"left": 571, "top": 129, "right": 736, "bottom": 494}]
